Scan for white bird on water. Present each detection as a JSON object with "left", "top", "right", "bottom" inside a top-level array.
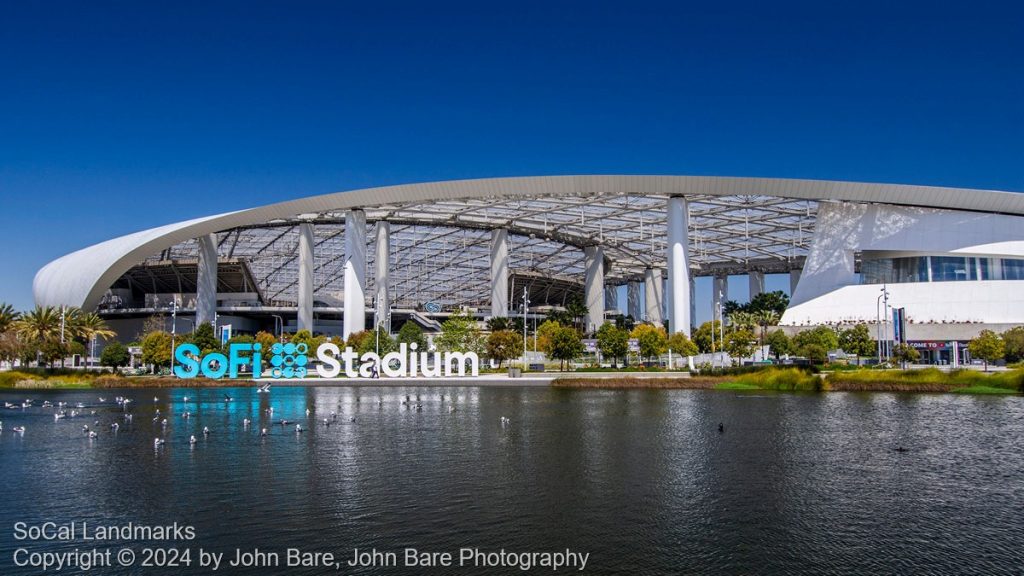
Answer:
[
  {"left": 153, "top": 437, "right": 165, "bottom": 446},
  {"left": 260, "top": 428, "right": 268, "bottom": 437},
  {"left": 295, "top": 424, "right": 304, "bottom": 433},
  {"left": 203, "top": 426, "right": 210, "bottom": 436},
  {"left": 243, "top": 418, "right": 251, "bottom": 427},
  {"left": 88, "top": 431, "right": 98, "bottom": 439},
  {"left": 189, "top": 435, "right": 198, "bottom": 445},
  {"left": 12, "top": 426, "right": 25, "bottom": 434}
]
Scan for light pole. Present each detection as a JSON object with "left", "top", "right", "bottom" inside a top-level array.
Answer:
[
  {"left": 170, "top": 299, "right": 178, "bottom": 372},
  {"left": 521, "top": 286, "right": 530, "bottom": 369},
  {"left": 877, "top": 285, "right": 890, "bottom": 363}
]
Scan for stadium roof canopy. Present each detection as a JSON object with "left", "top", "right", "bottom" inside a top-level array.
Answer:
[{"left": 35, "top": 175, "right": 1024, "bottom": 311}]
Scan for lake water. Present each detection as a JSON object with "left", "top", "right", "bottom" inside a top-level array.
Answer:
[{"left": 0, "top": 386, "right": 1021, "bottom": 575}]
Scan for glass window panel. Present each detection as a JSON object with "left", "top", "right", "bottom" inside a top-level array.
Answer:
[{"left": 1003, "top": 259, "right": 1024, "bottom": 280}]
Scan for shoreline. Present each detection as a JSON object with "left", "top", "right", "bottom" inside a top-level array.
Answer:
[{"left": 1, "top": 371, "right": 1020, "bottom": 395}]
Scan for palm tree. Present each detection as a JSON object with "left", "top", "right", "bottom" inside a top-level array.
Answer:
[
  {"left": 727, "top": 311, "right": 758, "bottom": 333},
  {"left": 754, "top": 310, "right": 781, "bottom": 345},
  {"left": 13, "top": 306, "right": 63, "bottom": 366},
  {"left": 0, "top": 303, "right": 20, "bottom": 333},
  {"left": 74, "top": 312, "right": 117, "bottom": 365}
]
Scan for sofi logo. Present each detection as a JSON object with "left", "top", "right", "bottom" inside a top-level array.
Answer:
[
  {"left": 173, "top": 343, "right": 265, "bottom": 379},
  {"left": 173, "top": 342, "right": 479, "bottom": 379},
  {"left": 268, "top": 342, "right": 309, "bottom": 378}
]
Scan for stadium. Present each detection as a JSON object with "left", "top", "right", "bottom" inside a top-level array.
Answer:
[{"left": 34, "top": 176, "right": 1024, "bottom": 365}]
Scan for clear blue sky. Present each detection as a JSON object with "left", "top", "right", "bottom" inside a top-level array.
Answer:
[{"left": 1, "top": 0, "right": 1021, "bottom": 316}]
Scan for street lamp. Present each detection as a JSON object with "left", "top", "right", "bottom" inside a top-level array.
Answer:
[
  {"left": 876, "top": 285, "right": 890, "bottom": 364},
  {"left": 170, "top": 299, "right": 178, "bottom": 372},
  {"left": 521, "top": 286, "right": 530, "bottom": 369}
]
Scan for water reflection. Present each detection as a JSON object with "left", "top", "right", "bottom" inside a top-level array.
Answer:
[{"left": 0, "top": 387, "right": 1021, "bottom": 575}]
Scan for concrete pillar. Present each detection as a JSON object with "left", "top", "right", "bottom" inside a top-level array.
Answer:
[
  {"left": 604, "top": 284, "right": 619, "bottom": 311},
  {"left": 196, "top": 233, "right": 218, "bottom": 327},
  {"left": 713, "top": 275, "right": 728, "bottom": 322},
  {"left": 343, "top": 210, "right": 367, "bottom": 340},
  {"left": 749, "top": 271, "right": 765, "bottom": 300},
  {"left": 789, "top": 269, "right": 801, "bottom": 295},
  {"left": 374, "top": 221, "right": 390, "bottom": 332},
  {"left": 666, "top": 196, "right": 692, "bottom": 335},
  {"left": 627, "top": 281, "right": 642, "bottom": 319},
  {"left": 297, "top": 223, "right": 314, "bottom": 332},
  {"left": 644, "top": 268, "right": 664, "bottom": 326},
  {"left": 584, "top": 245, "right": 605, "bottom": 333},
  {"left": 490, "top": 228, "right": 509, "bottom": 318}
]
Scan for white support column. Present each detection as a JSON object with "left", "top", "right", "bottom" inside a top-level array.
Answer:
[
  {"left": 627, "top": 281, "right": 642, "bottom": 319},
  {"left": 789, "top": 269, "right": 801, "bottom": 295},
  {"left": 604, "top": 284, "right": 619, "bottom": 311},
  {"left": 713, "top": 275, "right": 728, "bottom": 322},
  {"left": 644, "top": 268, "right": 664, "bottom": 326},
  {"left": 584, "top": 245, "right": 605, "bottom": 334},
  {"left": 490, "top": 228, "right": 509, "bottom": 318},
  {"left": 343, "top": 210, "right": 367, "bottom": 340},
  {"left": 196, "top": 233, "right": 218, "bottom": 327},
  {"left": 666, "top": 196, "right": 691, "bottom": 335},
  {"left": 297, "top": 223, "right": 314, "bottom": 332},
  {"left": 749, "top": 271, "right": 765, "bottom": 300},
  {"left": 374, "top": 221, "right": 391, "bottom": 332}
]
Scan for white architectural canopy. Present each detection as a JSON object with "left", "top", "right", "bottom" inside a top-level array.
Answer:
[{"left": 34, "top": 176, "right": 1024, "bottom": 334}]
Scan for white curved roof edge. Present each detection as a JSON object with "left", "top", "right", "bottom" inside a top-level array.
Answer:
[{"left": 34, "top": 175, "right": 1024, "bottom": 310}]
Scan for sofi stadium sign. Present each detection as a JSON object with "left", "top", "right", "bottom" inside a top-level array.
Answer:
[{"left": 173, "top": 342, "right": 479, "bottom": 379}]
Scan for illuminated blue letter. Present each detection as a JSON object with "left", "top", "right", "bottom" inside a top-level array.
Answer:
[{"left": 173, "top": 344, "right": 200, "bottom": 378}]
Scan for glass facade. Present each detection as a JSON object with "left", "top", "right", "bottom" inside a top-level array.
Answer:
[{"left": 862, "top": 255, "right": 1022, "bottom": 284}]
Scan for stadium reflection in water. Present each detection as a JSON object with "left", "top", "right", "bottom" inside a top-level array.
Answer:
[{"left": 0, "top": 386, "right": 1022, "bottom": 575}]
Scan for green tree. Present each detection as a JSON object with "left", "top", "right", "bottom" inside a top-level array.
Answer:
[
  {"left": 724, "top": 329, "right": 757, "bottom": 363},
  {"left": 486, "top": 330, "right": 523, "bottom": 368},
  {"left": 596, "top": 322, "right": 630, "bottom": 367},
  {"left": 71, "top": 311, "right": 115, "bottom": 345},
  {"left": 396, "top": 321, "right": 428, "bottom": 350},
  {"left": 100, "top": 341, "right": 130, "bottom": 369},
  {"left": 753, "top": 310, "right": 781, "bottom": 345},
  {"left": 564, "top": 296, "right": 588, "bottom": 333},
  {"left": 667, "top": 332, "right": 698, "bottom": 357},
  {"left": 631, "top": 324, "right": 668, "bottom": 362},
  {"left": 549, "top": 325, "right": 585, "bottom": 370},
  {"left": 693, "top": 320, "right": 723, "bottom": 353},
  {"left": 801, "top": 343, "right": 828, "bottom": 365},
  {"left": 890, "top": 343, "right": 920, "bottom": 369},
  {"left": 838, "top": 324, "right": 874, "bottom": 364},
  {"left": 536, "top": 320, "right": 563, "bottom": 357},
  {"left": 346, "top": 330, "right": 372, "bottom": 352},
  {"left": 290, "top": 329, "right": 327, "bottom": 354},
  {"left": 486, "top": 317, "right": 510, "bottom": 331},
  {"left": 793, "top": 326, "right": 840, "bottom": 353},
  {"left": 13, "top": 306, "right": 63, "bottom": 366},
  {"left": 435, "top": 311, "right": 485, "bottom": 354},
  {"left": 764, "top": 329, "right": 792, "bottom": 360},
  {"left": 1001, "top": 326, "right": 1024, "bottom": 364},
  {"left": 186, "top": 323, "right": 220, "bottom": 355},
  {"left": 141, "top": 331, "right": 173, "bottom": 371},
  {"left": 747, "top": 291, "right": 790, "bottom": 316},
  {"left": 613, "top": 314, "right": 636, "bottom": 332},
  {"left": 727, "top": 311, "right": 758, "bottom": 333},
  {"left": 968, "top": 329, "right": 1004, "bottom": 371},
  {"left": 355, "top": 325, "right": 396, "bottom": 356},
  {"left": 254, "top": 330, "right": 278, "bottom": 354},
  {"left": 0, "top": 302, "right": 20, "bottom": 333}
]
